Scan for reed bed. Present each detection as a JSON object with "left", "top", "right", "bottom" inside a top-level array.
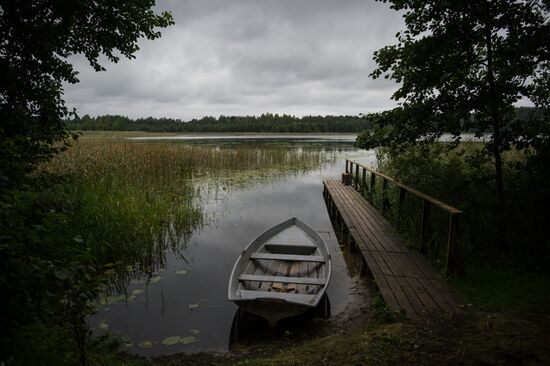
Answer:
[{"left": 44, "top": 138, "right": 334, "bottom": 276}]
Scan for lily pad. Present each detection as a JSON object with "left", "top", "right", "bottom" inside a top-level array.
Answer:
[
  {"left": 103, "top": 269, "right": 115, "bottom": 276},
  {"left": 138, "top": 341, "right": 153, "bottom": 348},
  {"left": 124, "top": 342, "right": 134, "bottom": 348},
  {"left": 125, "top": 265, "right": 134, "bottom": 272},
  {"left": 130, "top": 279, "right": 145, "bottom": 285},
  {"left": 189, "top": 329, "right": 200, "bottom": 335},
  {"left": 149, "top": 276, "right": 162, "bottom": 284},
  {"left": 161, "top": 336, "right": 181, "bottom": 346},
  {"left": 104, "top": 295, "right": 126, "bottom": 305},
  {"left": 189, "top": 298, "right": 204, "bottom": 311},
  {"left": 98, "top": 321, "right": 109, "bottom": 330},
  {"left": 180, "top": 336, "right": 196, "bottom": 345},
  {"left": 131, "top": 289, "right": 143, "bottom": 296},
  {"left": 175, "top": 269, "right": 187, "bottom": 275}
]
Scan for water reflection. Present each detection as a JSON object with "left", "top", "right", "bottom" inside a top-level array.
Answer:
[
  {"left": 90, "top": 136, "right": 376, "bottom": 356},
  {"left": 228, "top": 295, "right": 331, "bottom": 349}
]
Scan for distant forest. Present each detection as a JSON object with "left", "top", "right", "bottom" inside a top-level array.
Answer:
[
  {"left": 66, "top": 114, "right": 371, "bottom": 133},
  {"left": 66, "top": 107, "right": 540, "bottom": 133}
]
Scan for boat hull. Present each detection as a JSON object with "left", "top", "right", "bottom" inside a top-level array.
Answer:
[
  {"left": 228, "top": 217, "right": 332, "bottom": 327},
  {"left": 236, "top": 299, "right": 309, "bottom": 327}
]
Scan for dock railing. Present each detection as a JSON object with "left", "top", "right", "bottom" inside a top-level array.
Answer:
[{"left": 345, "top": 159, "right": 463, "bottom": 276}]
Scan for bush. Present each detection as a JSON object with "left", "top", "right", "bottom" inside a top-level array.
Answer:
[{"left": 375, "top": 142, "right": 550, "bottom": 268}]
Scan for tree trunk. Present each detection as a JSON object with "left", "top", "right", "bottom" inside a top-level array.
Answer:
[{"left": 485, "top": 18, "right": 507, "bottom": 248}]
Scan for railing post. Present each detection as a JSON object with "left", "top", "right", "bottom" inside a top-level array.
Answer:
[
  {"left": 397, "top": 187, "right": 406, "bottom": 227},
  {"left": 419, "top": 200, "right": 432, "bottom": 254},
  {"left": 345, "top": 160, "right": 349, "bottom": 174},
  {"left": 381, "top": 178, "right": 390, "bottom": 214},
  {"left": 369, "top": 172, "right": 376, "bottom": 200},
  {"left": 361, "top": 168, "right": 367, "bottom": 195},
  {"left": 354, "top": 164, "right": 359, "bottom": 189},
  {"left": 446, "top": 213, "right": 464, "bottom": 276}
]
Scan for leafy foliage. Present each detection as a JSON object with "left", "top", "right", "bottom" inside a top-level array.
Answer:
[
  {"left": 0, "top": 177, "right": 102, "bottom": 364},
  {"left": 357, "top": 0, "right": 550, "bottom": 238},
  {"left": 359, "top": 0, "right": 550, "bottom": 149},
  {"left": 0, "top": 0, "right": 173, "bottom": 190},
  {"left": 358, "top": 1, "right": 549, "bottom": 151},
  {"left": 1, "top": 1, "right": 173, "bottom": 363}
]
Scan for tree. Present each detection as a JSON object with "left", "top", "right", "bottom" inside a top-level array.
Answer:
[
  {"left": 357, "top": 0, "right": 550, "bottom": 232},
  {"left": 0, "top": 0, "right": 174, "bottom": 190}
]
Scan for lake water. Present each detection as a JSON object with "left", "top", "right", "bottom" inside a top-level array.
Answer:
[{"left": 90, "top": 134, "right": 376, "bottom": 356}]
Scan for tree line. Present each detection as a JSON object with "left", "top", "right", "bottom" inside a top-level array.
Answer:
[
  {"left": 66, "top": 108, "right": 540, "bottom": 133},
  {"left": 66, "top": 113, "right": 372, "bottom": 133}
]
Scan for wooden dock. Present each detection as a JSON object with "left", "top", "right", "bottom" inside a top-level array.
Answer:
[{"left": 323, "top": 176, "right": 466, "bottom": 319}]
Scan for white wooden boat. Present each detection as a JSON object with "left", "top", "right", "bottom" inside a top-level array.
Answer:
[{"left": 228, "top": 217, "right": 331, "bottom": 327}]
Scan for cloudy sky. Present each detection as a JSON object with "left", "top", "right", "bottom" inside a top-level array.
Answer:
[{"left": 64, "top": 0, "right": 404, "bottom": 120}]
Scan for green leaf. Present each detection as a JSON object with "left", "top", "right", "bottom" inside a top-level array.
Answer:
[
  {"left": 162, "top": 336, "right": 181, "bottom": 346},
  {"left": 98, "top": 321, "right": 109, "bottom": 330},
  {"left": 54, "top": 270, "right": 71, "bottom": 281},
  {"left": 180, "top": 336, "right": 196, "bottom": 345},
  {"left": 138, "top": 341, "right": 153, "bottom": 348},
  {"left": 189, "top": 329, "right": 200, "bottom": 335},
  {"left": 104, "top": 295, "right": 126, "bottom": 305},
  {"left": 175, "top": 269, "right": 187, "bottom": 275},
  {"left": 149, "top": 276, "right": 162, "bottom": 284},
  {"left": 131, "top": 289, "right": 143, "bottom": 295}
]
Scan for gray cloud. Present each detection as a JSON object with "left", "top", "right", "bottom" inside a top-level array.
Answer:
[{"left": 64, "top": 0, "right": 404, "bottom": 119}]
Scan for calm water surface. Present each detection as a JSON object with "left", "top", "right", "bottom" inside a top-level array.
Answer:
[{"left": 91, "top": 135, "right": 376, "bottom": 356}]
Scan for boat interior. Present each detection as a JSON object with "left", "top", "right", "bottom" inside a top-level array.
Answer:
[{"left": 239, "top": 225, "right": 327, "bottom": 296}]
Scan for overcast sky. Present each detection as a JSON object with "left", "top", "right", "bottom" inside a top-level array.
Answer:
[{"left": 64, "top": 0, "right": 404, "bottom": 120}]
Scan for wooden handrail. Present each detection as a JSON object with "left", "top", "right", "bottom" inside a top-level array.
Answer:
[
  {"left": 346, "top": 159, "right": 462, "bottom": 215},
  {"left": 345, "top": 158, "right": 464, "bottom": 275}
]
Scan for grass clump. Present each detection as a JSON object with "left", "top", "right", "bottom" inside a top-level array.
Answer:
[{"left": 44, "top": 139, "right": 203, "bottom": 271}]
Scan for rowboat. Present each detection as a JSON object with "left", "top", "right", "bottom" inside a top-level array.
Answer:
[{"left": 228, "top": 217, "right": 332, "bottom": 327}]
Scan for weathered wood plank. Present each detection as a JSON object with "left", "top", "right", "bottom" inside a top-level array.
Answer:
[
  {"left": 251, "top": 253, "right": 325, "bottom": 263},
  {"left": 240, "top": 290, "right": 316, "bottom": 303},
  {"left": 239, "top": 274, "right": 325, "bottom": 286}
]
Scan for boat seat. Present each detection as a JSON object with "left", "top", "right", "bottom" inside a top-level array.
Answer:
[
  {"left": 250, "top": 253, "right": 325, "bottom": 263},
  {"left": 239, "top": 274, "right": 325, "bottom": 286},
  {"left": 264, "top": 243, "right": 317, "bottom": 255},
  {"left": 239, "top": 290, "right": 317, "bottom": 304}
]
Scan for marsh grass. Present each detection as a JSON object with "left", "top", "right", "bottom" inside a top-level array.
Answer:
[{"left": 44, "top": 138, "right": 335, "bottom": 277}]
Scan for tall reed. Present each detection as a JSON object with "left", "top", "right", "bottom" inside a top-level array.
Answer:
[{"left": 44, "top": 138, "right": 334, "bottom": 273}]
